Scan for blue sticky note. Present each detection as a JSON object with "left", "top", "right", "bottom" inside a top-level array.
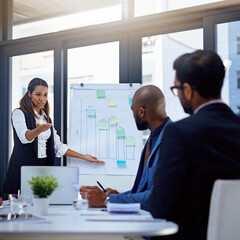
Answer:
[
  {"left": 129, "top": 98, "right": 132, "bottom": 106},
  {"left": 86, "top": 109, "right": 96, "bottom": 116},
  {"left": 117, "top": 160, "right": 126, "bottom": 167}
]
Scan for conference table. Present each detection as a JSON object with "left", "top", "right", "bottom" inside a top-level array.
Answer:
[{"left": 0, "top": 204, "right": 178, "bottom": 240}]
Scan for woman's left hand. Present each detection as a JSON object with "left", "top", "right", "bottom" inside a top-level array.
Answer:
[{"left": 84, "top": 154, "right": 105, "bottom": 163}]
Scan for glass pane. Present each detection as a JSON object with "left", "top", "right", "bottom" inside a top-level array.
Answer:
[
  {"left": 11, "top": 51, "right": 54, "bottom": 152},
  {"left": 68, "top": 42, "right": 119, "bottom": 84},
  {"left": 135, "top": 0, "right": 222, "bottom": 17},
  {"left": 67, "top": 41, "right": 119, "bottom": 140},
  {"left": 142, "top": 29, "right": 203, "bottom": 122},
  {"left": 217, "top": 20, "right": 240, "bottom": 116},
  {"left": 13, "top": 0, "right": 122, "bottom": 39}
]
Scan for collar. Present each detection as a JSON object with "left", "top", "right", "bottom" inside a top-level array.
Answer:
[
  {"left": 34, "top": 109, "right": 47, "bottom": 118},
  {"left": 150, "top": 117, "right": 170, "bottom": 139},
  {"left": 194, "top": 100, "right": 224, "bottom": 114}
]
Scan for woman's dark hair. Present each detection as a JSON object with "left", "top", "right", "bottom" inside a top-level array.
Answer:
[
  {"left": 173, "top": 50, "right": 225, "bottom": 98},
  {"left": 20, "top": 78, "right": 50, "bottom": 122}
]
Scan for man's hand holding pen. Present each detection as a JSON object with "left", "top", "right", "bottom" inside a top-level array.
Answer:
[
  {"left": 80, "top": 181, "right": 120, "bottom": 207},
  {"left": 80, "top": 185, "right": 108, "bottom": 207}
]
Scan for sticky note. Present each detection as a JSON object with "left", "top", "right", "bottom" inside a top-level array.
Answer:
[
  {"left": 99, "top": 121, "right": 108, "bottom": 130},
  {"left": 116, "top": 129, "right": 125, "bottom": 137},
  {"left": 107, "top": 99, "right": 117, "bottom": 107},
  {"left": 109, "top": 118, "right": 118, "bottom": 125},
  {"left": 126, "top": 137, "right": 135, "bottom": 146},
  {"left": 86, "top": 109, "right": 96, "bottom": 116},
  {"left": 117, "top": 160, "right": 126, "bottom": 166},
  {"left": 96, "top": 90, "right": 105, "bottom": 98},
  {"left": 129, "top": 98, "right": 132, "bottom": 106}
]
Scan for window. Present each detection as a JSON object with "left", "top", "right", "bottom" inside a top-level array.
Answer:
[
  {"left": 13, "top": 0, "right": 122, "bottom": 39},
  {"left": 11, "top": 51, "right": 54, "bottom": 115},
  {"left": 237, "top": 71, "right": 240, "bottom": 89},
  {"left": 135, "top": 0, "right": 222, "bottom": 17},
  {"left": 10, "top": 51, "right": 54, "bottom": 153},
  {"left": 142, "top": 29, "right": 203, "bottom": 122},
  {"left": 67, "top": 41, "right": 119, "bottom": 143},
  {"left": 217, "top": 20, "right": 240, "bottom": 115},
  {"left": 237, "top": 37, "right": 240, "bottom": 54},
  {"left": 68, "top": 42, "right": 119, "bottom": 85},
  {"left": 237, "top": 106, "right": 240, "bottom": 117}
]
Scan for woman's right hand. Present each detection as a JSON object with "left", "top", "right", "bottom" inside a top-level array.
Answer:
[
  {"left": 84, "top": 154, "right": 105, "bottom": 163},
  {"left": 25, "top": 122, "right": 52, "bottom": 141}
]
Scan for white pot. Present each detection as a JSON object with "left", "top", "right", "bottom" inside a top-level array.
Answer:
[{"left": 32, "top": 197, "right": 49, "bottom": 216}]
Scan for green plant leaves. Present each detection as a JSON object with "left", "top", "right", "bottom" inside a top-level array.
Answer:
[{"left": 28, "top": 175, "right": 58, "bottom": 198}]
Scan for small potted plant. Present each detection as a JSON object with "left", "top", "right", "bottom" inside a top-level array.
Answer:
[{"left": 28, "top": 175, "right": 58, "bottom": 215}]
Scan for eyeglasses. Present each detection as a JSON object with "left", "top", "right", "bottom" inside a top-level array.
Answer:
[{"left": 170, "top": 85, "right": 184, "bottom": 96}]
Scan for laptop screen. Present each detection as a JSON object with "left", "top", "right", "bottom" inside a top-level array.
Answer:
[{"left": 21, "top": 166, "right": 79, "bottom": 205}]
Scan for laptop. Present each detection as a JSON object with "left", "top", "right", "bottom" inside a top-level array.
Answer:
[{"left": 21, "top": 166, "right": 79, "bottom": 205}]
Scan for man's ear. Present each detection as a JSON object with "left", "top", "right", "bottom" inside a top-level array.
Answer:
[
  {"left": 138, "top": 106, "right": 145, "bottom": 118},
  {"left": 183, "top": 83, "right": 194, "bottom": 100}
]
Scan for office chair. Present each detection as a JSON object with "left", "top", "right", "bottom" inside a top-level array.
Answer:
[{"left": 207, "top": 179, "right": 240, "bottom": 240}]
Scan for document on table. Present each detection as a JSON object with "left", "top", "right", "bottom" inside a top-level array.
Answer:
[
  {"left": 85, "top": 214, "right": 165, "bottom": 222},
  {"left": 107, "top": 203, "right": 140, "bottom": 213}
]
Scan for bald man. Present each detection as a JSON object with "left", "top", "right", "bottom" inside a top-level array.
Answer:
[{"left": 80, "top": 85, "right": 172, "bottom": 209}]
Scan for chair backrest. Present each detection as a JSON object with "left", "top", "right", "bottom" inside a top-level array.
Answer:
[{"left": 207, "top": 179, "right": 240, "bottom": 240}]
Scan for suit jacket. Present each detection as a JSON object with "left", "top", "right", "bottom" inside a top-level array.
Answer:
[
  {"left": 110, "top": 118, "right": 172, "bottom": 210},
  {"left": 2, "top": 109, "right": 55, "bottom": 194},
  {"left": 148, "top": 103, "right": 240, "bottom": 240}
]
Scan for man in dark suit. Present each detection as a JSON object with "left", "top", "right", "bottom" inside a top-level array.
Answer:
[
  {"left": 148, "top": 50, "right": 240, "bottom": 240},
  {"left": 80, "top": 85, "right": 172, "bottom": 209}
]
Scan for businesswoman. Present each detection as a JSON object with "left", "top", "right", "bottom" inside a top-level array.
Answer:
[{"left": 3, "top": 78, "right": 104, "bottom": 194}]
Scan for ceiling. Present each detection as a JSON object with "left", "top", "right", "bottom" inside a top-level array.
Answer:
[{"left": 13, "top": 0, "right": 121, "bottom": 25}]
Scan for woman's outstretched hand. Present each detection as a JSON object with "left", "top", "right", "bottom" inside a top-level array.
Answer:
[
  {"left": 84, "top": 154, "right": 105, "bottom": 163},
  {"left": 36, "top": 122, "right": 52, "bottom": 133},
  {"left": 26, "top": 122, "right": 52, "bottom": 141}
]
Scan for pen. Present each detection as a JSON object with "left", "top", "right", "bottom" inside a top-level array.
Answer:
[{"left": 97, "top": 181, "right": 106, "bottom": 192}]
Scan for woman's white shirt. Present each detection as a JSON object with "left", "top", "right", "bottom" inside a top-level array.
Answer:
[{"left": 12, "top": 109, "right": 68, "bottom": 159}]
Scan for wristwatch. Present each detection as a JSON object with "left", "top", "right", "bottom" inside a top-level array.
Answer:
[{"left": 104, "top": 196, "right": 110, "bottom": 206}]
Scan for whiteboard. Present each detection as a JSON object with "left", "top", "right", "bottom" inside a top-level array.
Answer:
[{"left": 68, "top": 84, "right": 143, "bottom": 175}]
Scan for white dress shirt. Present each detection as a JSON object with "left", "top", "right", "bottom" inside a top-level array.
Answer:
[{"left": 12, "top": 109, "right": 68, "bottom": 159}]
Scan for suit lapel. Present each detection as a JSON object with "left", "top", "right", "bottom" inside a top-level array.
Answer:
[{"left": 136, "top": 118, "right": 172, "bottom": 192}]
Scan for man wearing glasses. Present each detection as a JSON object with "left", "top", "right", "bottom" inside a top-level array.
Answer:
[{"left": 148, "top": 50, "right": 240, "bottom": 240}]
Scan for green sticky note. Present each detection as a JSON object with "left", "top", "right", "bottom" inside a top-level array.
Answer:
[
  {"left": 96, "top": 90, "right": 106, "bottom": 98},
  {"left": 116, "top": 129, "right": 125, "bottom": 137},
  {"left": 86, "top": 109, "right": 96, "bottom": 116},
  {"left": 126, "top": 137, "right": 135, "bottom": 146},
  {"left": 99, "top": 121, "right": 108, "bottom": 130}
]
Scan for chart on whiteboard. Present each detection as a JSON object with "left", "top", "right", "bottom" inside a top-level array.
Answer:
[{"left": 68, "top": 84, "right": 143, "bottom": 175}]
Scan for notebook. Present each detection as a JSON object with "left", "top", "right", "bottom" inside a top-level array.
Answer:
[
  {"left": 107, "top": 203, "right": 140, "bottom": 213},
  {"left": 21, "top": 166, "right": 79, "bottom": 205}
]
